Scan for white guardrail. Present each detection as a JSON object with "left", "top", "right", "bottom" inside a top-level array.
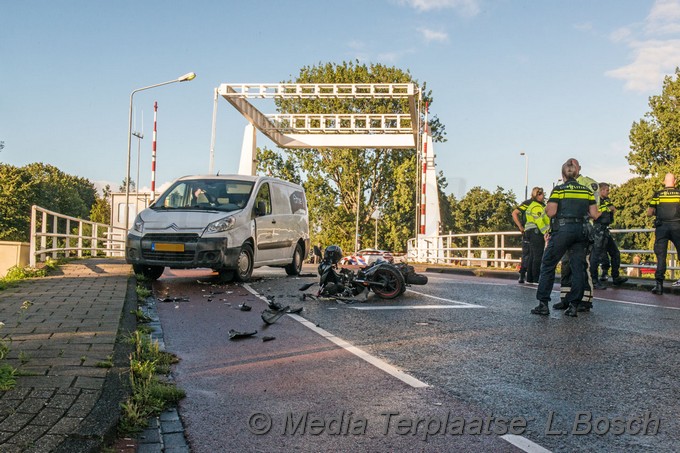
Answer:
[
  {"left": 29, "top": 205, "right": 127, "bottom": 267},
  {"left": 406, "top": 228, "right": 677, "bottom": 278}
]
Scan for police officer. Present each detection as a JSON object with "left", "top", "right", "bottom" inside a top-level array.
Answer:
[
  {"left": 590, "top": 183, "right": 628, "bottom": 289},
  {"left": 647, "top": 172, "right": 680, "bottom": 295},
  {"left": 512, "top": 197, "right": 532, "bottom": 283},
  {"left": 531, "top": 159, "right": 600, "bottom": 317},
  {"left": 554, "top": 158, "right": 598, "bottom": 311},
  {"left": 524, "top": 187, "right": 550, "bottom": 284}
]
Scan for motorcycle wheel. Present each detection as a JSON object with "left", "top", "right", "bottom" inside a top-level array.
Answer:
[{"left": 369, "top": 267, "right": 404, "bottom": 299}]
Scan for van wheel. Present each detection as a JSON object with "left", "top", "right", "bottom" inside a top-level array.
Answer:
[
  {"left": 234, "top": 244, "right": 254, "bottom": 282},
  {"left": 285, "top": 243, "right": 304, "bottom": 276},
  {"left": 133, "top": 264, "right": 164, "bottom": 281}
]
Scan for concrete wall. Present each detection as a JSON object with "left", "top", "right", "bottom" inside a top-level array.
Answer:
[{"left": 0, "top": 241, "right": 30, "bottom": 277}]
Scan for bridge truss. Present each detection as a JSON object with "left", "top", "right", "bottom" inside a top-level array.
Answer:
[{"left": 211, "top": 82, "right": 441, "bottom": 243}]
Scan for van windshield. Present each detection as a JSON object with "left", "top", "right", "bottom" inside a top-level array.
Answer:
[{"left": 152, "top": 179, "right": 255, "bottom": 212}]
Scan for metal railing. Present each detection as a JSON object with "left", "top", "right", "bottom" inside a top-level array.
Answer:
[
  {"left": 406, "top": 228, "right": 675, "bottom": 277},
  {"left": 29, "top": 205, "right": 127, "bottom": 267}
]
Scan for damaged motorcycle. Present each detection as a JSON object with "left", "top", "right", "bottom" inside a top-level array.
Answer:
[{"left": 299, "top": 245, "right": 428, "bottom": 300}]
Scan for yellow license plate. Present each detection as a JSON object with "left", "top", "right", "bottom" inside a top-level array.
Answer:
[{"left": 152, "top": 243, "right": 185, "bottom": 252}]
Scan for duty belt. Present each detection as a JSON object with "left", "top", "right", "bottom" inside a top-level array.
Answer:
[{"left": 556, "top": 217, "right": 584, "bottom": 225}]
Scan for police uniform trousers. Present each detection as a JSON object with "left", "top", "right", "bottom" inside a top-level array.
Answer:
[
  {"left": 525, "top": 228, "right": 545, "bottom": 283},
  {"left": 519, "top": 231, "right": 531, "bottom": 278},
  {"left": 654, "top": 221, "right": 680, "bottom": 283},
  {"left": 537, "top": 223, "right": 588, "bottom": 307},
  {"left": 590, "top": 225, "right": 622, "bottom": 280},
  {"left": 559, "top": 247, "right": 594, "bottom": 305}
]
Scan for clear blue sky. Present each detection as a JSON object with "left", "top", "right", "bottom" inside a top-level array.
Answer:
[{"left": 2, "top": 0, "right": 677, "bottom": 200}]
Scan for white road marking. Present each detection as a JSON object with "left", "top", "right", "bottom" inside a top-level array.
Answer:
[
  {"left": 242, "top": 284, "right": 429, "bottom": 389},
  {"left": 424, "top": 275, "right": 509, "bottom": 286},
  {"left": 406, "top": 289, "right": 485, "bottom": 307},
  {"left": 594, "top": 296, "right": 680, "bottom": 310},
  {"left": 352, "top": 305, "right": 485, "bottom": 310},
  {"left": 501, "top": 434, "right": 552, "bottom": 453}
]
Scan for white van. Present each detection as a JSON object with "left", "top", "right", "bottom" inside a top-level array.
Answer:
[{"left": 126, "top": 175, "right": 309, "bottom": 282}]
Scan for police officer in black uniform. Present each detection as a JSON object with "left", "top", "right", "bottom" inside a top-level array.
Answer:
[
  {"left": 647, "top": 172, "right": 680, "bottom": 295},
  {"left": 590, "top": 182, "right": 628, "bottom": 288},
  {"left": 531, "top": 159, "right": 600, "bottom": 317}
]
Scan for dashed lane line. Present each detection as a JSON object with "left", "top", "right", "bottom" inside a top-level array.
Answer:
[
  {"left": 501, "top": 434, "right": 552, "bottom": 453},
  {"left": 405, "top": 289, "right": 485, "bottom": 307},
  {"left": 244, "top": 284, "right": 550, "bottom": 452}
]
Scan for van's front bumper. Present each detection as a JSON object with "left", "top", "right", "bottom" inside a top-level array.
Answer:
[{"left": 125, "top": 233, "right": 240, "bottom": 269}]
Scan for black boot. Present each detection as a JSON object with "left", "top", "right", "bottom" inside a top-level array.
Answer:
[
  {"left": 518, "top": 271, "right": 525, "bottom": 284},
  {"left": 651, "top": 282, "right": 664, "bottom": 295},
  {"left": 552, "top": 300, "right": 568, "bottom": 310},
  {"left": 612, "top": 276, "right": 628, "bottom": 286},
  {"left": 531, "top": 301, "right": 550, "bottom": 315},
  {"left": 564, "top": 303, "right": 578, "bottom": 317}
]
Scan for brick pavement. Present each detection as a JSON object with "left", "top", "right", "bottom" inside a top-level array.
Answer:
[{"left": 0, "top": 258, "right": 133, "bottom": 453}]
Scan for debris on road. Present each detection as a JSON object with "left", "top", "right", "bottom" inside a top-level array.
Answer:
[
  {"left": 158, "top": 296, "right": 190, "bottom": 302},
  {"left": 238, "top": 303, "right": 252, "bottom": 311},
  {"left": 261, "top": 306, "right": 290, "bottom": 325},
  {"left": 262, "top": 336, "right": 275, "bottom": 342},
  {"left": 228, "top": 329, "right": 258, "bottom": 340}
]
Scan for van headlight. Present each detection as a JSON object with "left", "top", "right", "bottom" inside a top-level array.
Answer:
[
  {"left": 205, "top": 216, "right": 235, "bottom": 233},
  {"left": 132, "top": 216, "right": 144, "bottom": 233}
]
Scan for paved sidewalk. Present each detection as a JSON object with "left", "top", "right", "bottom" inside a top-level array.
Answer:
[{"left": 0, "top": 258, "right": 134, "bottom": 453}]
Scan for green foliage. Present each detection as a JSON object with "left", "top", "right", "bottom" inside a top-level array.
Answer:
[
  {"left": 608, "top": 177, "right": 658, "bottom": 260},
  {"left": 90, "top": 185, "right": 111, "bottom": 225},
  {"left": 119, "top": 329, "right": 184, "bottom": 435},
  {"left": 628, "top": 68, "right": 680, "bottom": 177},
  {"left": 0, "top": 163, "right": 97, "bottom": 242},
  {"left": 257, "top": 61, "right": 445, "bottom": 253},
  {"left": 451, "top": 186, "right": 518, "bottom": 246},
  {"left": 0, "top": 364, "right": 17, "bottom": 391},
  {"left": 256, "top": 147, "right": 301, "bottom": 184}
]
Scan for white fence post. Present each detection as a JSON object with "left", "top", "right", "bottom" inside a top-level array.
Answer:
[{"left": 29, "top": 206, "right": 37, "bottom": 267}]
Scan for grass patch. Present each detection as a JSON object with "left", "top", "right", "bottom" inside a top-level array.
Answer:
[
  {"left": 130, "top": 308, "right": 152, "bottom": 323},
  {"left": 0, "top": 258, "right": 60, "bottom": 291},
  {"left": 135, "top": 285, "right": 152, "bottom": 300},
  {"left": 118, "top": 330, "right": 184, "bottom": 436},
  {"left": 0, "top": 364, "right": 17, "bottom": 391}
]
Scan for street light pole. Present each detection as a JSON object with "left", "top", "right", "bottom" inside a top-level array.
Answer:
[
  {"left": 124, "top": 72, "right": 196, "bottom": 230},
  {"left": 520, "top": 152, "right": 528, "bottom": 200}
]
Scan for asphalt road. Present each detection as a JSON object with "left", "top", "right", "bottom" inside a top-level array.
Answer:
[{"left": 153, "top": 265, "right": 680, "bottom": 452}]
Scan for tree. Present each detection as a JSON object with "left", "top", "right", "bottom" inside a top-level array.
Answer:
[
  {"left": 90, "top": 185, "right": 112, "bottom": 225},
  {"left": 628, "top": 68, "right": 680, "bottom": 178},
  {"left": 256, "top": 147, "right": 301, "bottom": 184},
  {"left": 450, "top": 186, "right": 518, "bottom": 247},
  {"left": 0, "top": 163, "right": 98, "bottom": 242},
  {"left": 119, "top": 178, "right": 136, "bottom": 193},
  {"left": 610, "top": 68, "right": 680, "bottom": 260},
  {"left": 608, "top": 177, "right": 658, "bottom": 261},
  {"left": 263, "top": 61, "right": 446, "bottom": 253}
]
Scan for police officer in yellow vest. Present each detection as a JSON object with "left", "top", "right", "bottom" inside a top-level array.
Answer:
[
  {"left": 532, "top": 159, "right": 600, "bottom": 317},
  {"left": 523, "top": 187, "right": 550, "bottom": 284},
  {"left": 554, "top": 158, "right": 599, "bottom": 311},
  {"left": 647, "top": 172, "right": 680, "bottom": 295}
]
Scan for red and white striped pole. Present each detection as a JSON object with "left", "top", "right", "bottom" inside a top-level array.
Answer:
[
  {"left": 420, "top": 102, "right": 429, "bottom": 235},
  {"left": 150, "top": 101, "right": 158, "bottom": 201}
]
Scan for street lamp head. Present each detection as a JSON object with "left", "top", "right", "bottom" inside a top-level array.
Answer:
[
  {"left": 520, "top": 152, "right": 526, "bottom": 156},
  {"left": 178, "top": 72, "right": 197, "bottom": 82}
]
